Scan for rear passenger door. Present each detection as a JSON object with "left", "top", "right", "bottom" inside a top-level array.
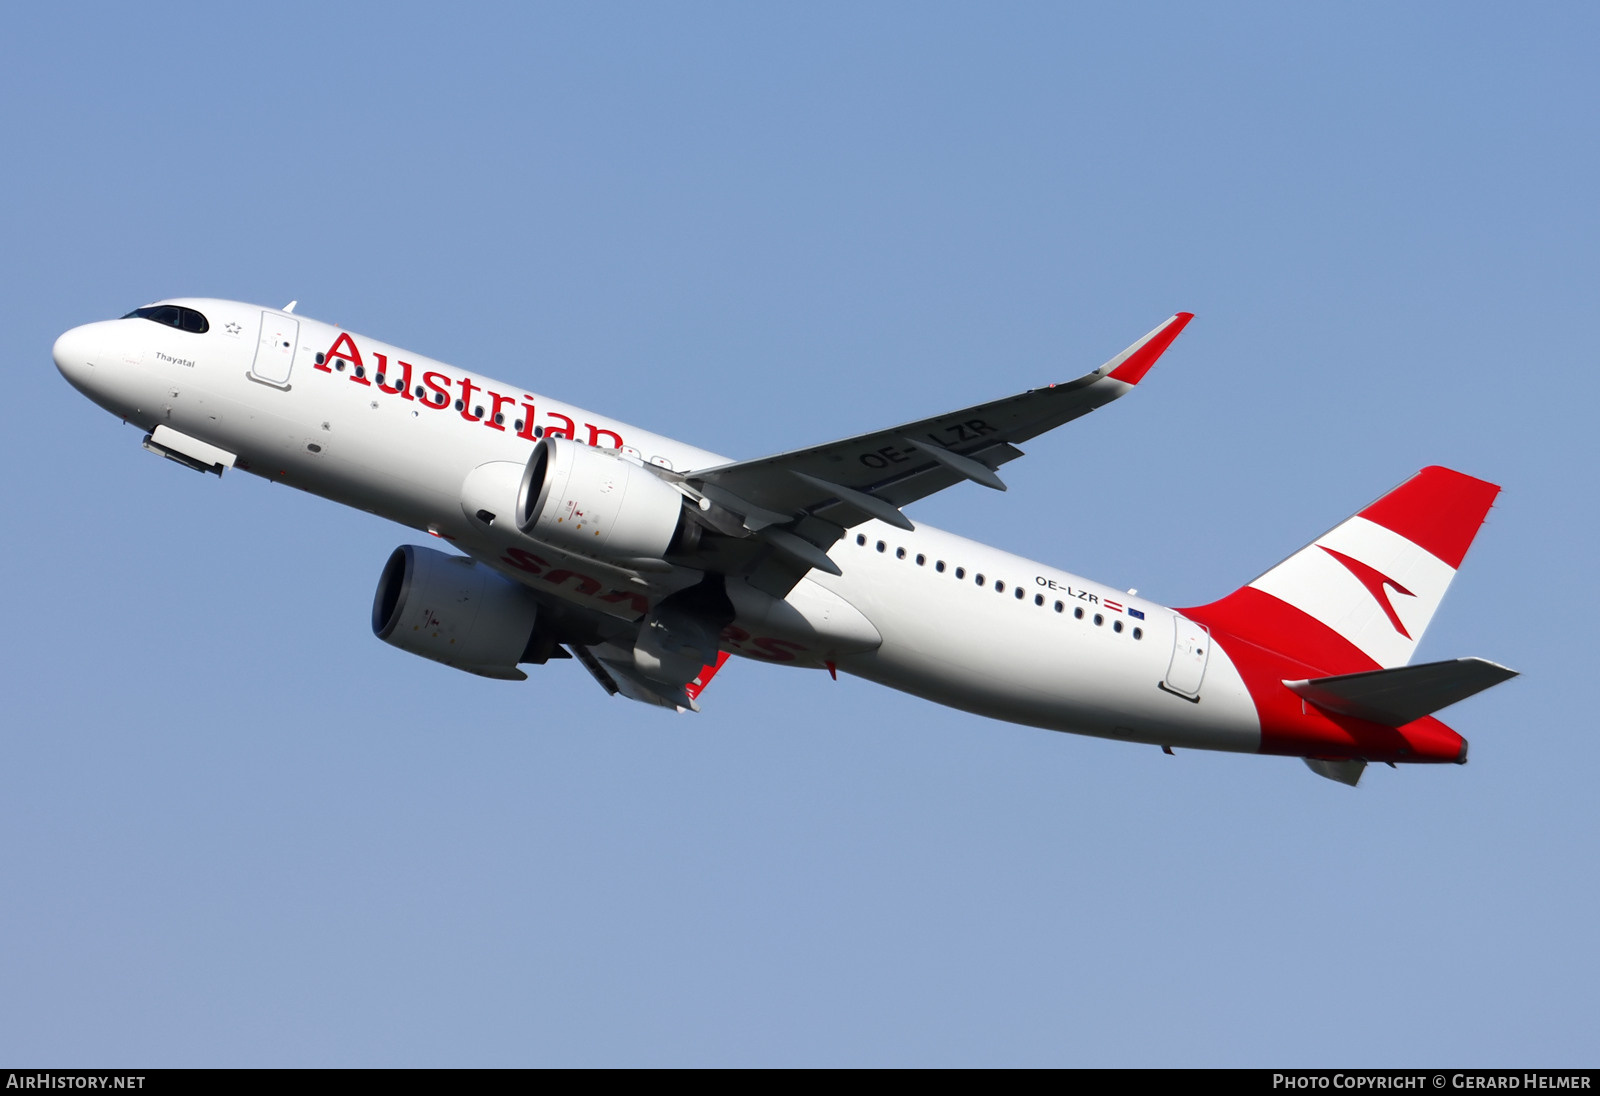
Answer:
[{"left": 1164, "top": 618, "right": 1210, "bottom": 698}]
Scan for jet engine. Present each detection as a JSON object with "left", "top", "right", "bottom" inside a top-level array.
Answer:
[
  {"left": 371, "top": 545, "right": 553, "bottom": 679},
  {"left": 517, "top": 437, "right": 696, "bottom": 564}
]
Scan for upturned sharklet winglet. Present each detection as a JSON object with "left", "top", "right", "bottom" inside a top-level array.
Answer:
[
  {"left": 1103, "top": 312, "right": 1194, "bottom": 385},
  {"left": 1285, "top": 657, "right": 1518, "bottom": 728},
  {"left": 685, "top": 312, "right": 1195, "bottom": 570}
]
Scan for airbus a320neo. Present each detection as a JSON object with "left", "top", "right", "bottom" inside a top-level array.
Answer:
[{"left": 54, "top": 300, "right": 1516, "bottom": 786}]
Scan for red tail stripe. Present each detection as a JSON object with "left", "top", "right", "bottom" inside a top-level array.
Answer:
[
  {"left": 1204, "top": 628, "right": 1464, "bottom": 762},
  {"left": 1184, "top": 586, "right": 1382, "bottom": 677},
  {"left": 1182, "top": 604, "right": 1465, "bottom": 762},
  {"left": 1358, "top": 465, "right": 1500, "bottom": 570}
]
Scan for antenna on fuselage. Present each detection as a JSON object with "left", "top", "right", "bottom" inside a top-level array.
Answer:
[{"left": 282, "top": 300, "right": 297, "bottom": 313}]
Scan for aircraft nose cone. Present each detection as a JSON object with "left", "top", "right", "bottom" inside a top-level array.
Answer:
[{"left": 53, "top": 324, "right": 98, "bottom": 389}]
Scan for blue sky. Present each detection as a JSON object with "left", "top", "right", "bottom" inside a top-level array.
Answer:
[{"left": 2, "top": 2, "right": 1595, "bottom": 1065}]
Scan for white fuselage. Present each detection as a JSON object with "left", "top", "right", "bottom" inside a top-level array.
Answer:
[{"left": 55, "top": 299, "right": 1262, "bottom": 754}]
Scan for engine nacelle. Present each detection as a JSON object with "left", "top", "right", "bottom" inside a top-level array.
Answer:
[
  {"left": 371, "top": 545, "right": 543, "bottom": 680},
  {"left": 517, "top": 437, "right": 691, "bottom": 563}
]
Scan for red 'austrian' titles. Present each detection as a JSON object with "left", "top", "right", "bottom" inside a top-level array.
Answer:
[{"left": 316, "top": 332, "right": 630, "bottom": 450}]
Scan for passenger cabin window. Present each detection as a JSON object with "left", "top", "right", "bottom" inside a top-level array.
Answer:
[{"left": 123, "top": 304, "right": 209, "bottom": 334}]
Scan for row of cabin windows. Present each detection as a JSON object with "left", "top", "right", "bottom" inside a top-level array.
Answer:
[{"left": 853, "top": 533, "right": 1144, "bottom": 639}]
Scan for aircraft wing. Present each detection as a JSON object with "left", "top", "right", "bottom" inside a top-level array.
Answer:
[{"left": 679, "top": 313, "right": 1192, "bottom": 593}]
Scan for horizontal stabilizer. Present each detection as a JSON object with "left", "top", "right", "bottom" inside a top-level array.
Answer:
[
  {"left": 1285, "top": 657, "right": 1518, "bottom": 727},
  {"left": 1304, "top": 758, "right": 1367, "bottom": 786}
]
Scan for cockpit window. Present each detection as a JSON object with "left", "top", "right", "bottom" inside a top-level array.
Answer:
[{"left": 122, "top": 305, "right": 209, "bottom": 334}]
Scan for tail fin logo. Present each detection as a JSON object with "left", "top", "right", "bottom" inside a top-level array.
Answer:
[
  {"left": 1318, "top": 546, "right": 1416, "bottom": 639},
  {"left": 1184, "top": 468, "right": 1498, "bottom": 673}
]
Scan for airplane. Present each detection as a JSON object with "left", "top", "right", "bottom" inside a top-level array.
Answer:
[{"left": 52, "top": 298, "right": 1517, "bottom": 786}]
